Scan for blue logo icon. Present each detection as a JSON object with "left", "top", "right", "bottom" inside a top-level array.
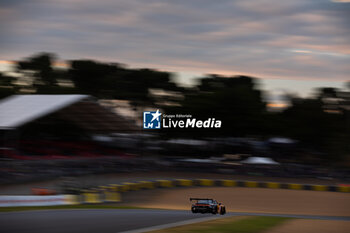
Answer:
[{"left": 143, "top": 110, "right": 162, "bottom": 129}]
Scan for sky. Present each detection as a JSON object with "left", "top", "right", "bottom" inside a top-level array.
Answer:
[{"left": 0, "top": 0, "right": 349, "bottom": 98}]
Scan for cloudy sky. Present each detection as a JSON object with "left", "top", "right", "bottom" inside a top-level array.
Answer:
[{"left": 0, "top": 0, "right": 349, "bottom": 96}]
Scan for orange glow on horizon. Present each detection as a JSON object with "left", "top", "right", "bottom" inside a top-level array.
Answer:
[
  {"left": 0, "top": 60, "right": 16, "bottom": 65},
  {"left": 0, "top": 60, "right": 68, "bottom": 68},
  {"left": 267, "top": 103, "right": 288, "bottom": 108}
]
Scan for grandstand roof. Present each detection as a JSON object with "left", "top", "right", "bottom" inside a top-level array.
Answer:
[{"left": 0, "top": 95, "right": 137, "bottom": 132}]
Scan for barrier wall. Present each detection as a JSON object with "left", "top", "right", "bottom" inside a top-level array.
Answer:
[
  {"left": 103, "top": 179, "right": 350, "bottom": 193},
  {"left": 0, "top": 195, "right": 77, "bottom": 207}
]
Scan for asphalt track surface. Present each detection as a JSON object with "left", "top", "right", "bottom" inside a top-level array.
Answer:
[{"left": 1, "top": 209, "right": 349, "bottom": 233}]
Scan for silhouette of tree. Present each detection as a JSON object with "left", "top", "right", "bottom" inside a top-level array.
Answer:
[
  {"left": 164, "top": 75, "right": 266, "bottom": 137},
  {"left": 17, "top": 53, "right": 57, "bottom": 86},
  {"left": 0, "top": 72, "right": 16, "bottom": 99},
  {"left": 69, "top": 60, "right": 181, "bottom": 107}
]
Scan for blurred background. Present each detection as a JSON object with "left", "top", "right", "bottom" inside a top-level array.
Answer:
[
  {"left": 1, "top": 1, "right": 350, "bottom": 232},
  {"left": 0, "top": 51, "right": 349, "bottom": 187}
]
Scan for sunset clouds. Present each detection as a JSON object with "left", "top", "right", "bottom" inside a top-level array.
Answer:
[{"left": 0, "top": 0, "right": 349, "bottom": 81}]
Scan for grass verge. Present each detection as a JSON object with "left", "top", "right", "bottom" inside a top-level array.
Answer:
[
  {"left": 150, "top": 216, "right": 290, "bottom": 233},
  {"left": 0, "top": 204, "right": 146, "bottom": 212}
]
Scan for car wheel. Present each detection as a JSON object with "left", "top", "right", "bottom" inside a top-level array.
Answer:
[{"left": 220, "top": 207, "right": 226, "bottom": 215}]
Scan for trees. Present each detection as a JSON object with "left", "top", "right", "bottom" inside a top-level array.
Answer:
[
  {"left": 0, "top": 72, "right": 16, "bottom": 99},
  {"left": 163, "top": 75, "right": 266, "bottom": 137},
  {"left": 69, "top": 60, "right": 120, "bottom": 98},
  {"left": 15, "top": 53, "right": 80, "bottom": 94},
  {"left": 69, "top": 60, "right": 181, "bottom": 110},
  {"left": 17, "top": 53, "right": 57, "bottom": 87}
]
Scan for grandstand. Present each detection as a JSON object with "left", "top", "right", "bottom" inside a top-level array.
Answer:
[{"left": 0, "top": 95, "right": 138, "bottom": 159}]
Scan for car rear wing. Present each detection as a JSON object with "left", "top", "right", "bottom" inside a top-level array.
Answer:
[{"left": 190, "top": 198, "right": 214, "bottom": 201}]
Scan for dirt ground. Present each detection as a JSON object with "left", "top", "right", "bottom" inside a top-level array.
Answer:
[
  {"left": 122, "top": 187, "right": 350, "bottom": 216},
  {"left": 266, "top": 219, "right": 350, "bottom": 233}
]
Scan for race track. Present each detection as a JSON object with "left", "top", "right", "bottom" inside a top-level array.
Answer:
[
  {"left": 0, "top": 209, "right": 215, "bottom": 233},
  {"left": 1, "top": 209, "right": 349, "bottom": 233}
]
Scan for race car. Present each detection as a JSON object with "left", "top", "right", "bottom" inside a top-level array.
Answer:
[{"left": 190, "top": 198, "right": 226, "bottom": 215}]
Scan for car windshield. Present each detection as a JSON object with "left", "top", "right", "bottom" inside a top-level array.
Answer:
[{"left": 197, "top": 200, "right": 212, "bottom": 204}]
